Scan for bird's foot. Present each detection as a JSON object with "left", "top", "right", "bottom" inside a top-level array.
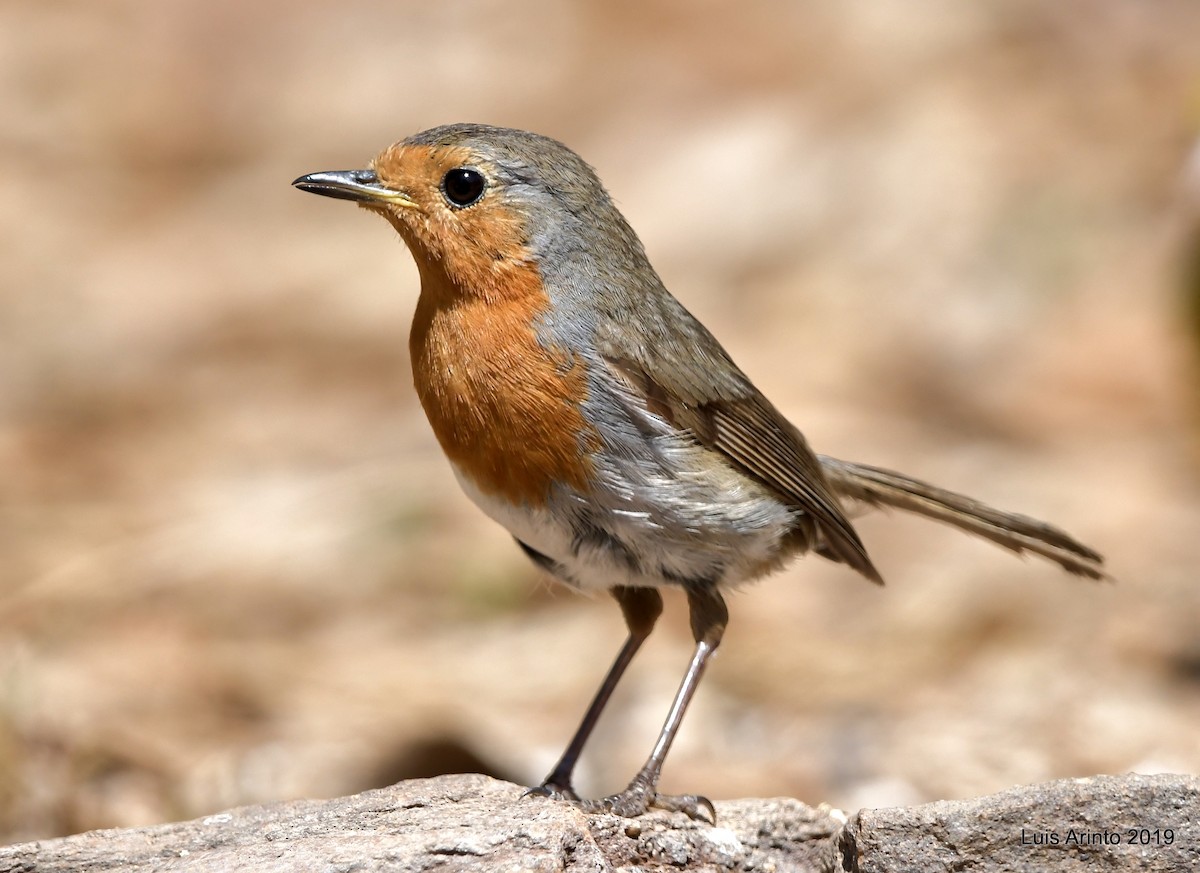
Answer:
[
  {"left": 527, "top": 775, "right": 714, "bottom": 823},
  {"left": 523, "top": 779, "right": 580, "bottom": 803}
]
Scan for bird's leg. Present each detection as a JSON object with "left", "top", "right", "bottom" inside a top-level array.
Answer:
[
  {"left": 528, "top": 585, "right": 663, "bottom": 801},
  {"left": 581, "top": 585, "right": 728, "bottom": 822}
]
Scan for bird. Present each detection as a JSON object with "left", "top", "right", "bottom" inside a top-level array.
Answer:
[{"left": 292, "top": 123, "right": 1105, "bottom": 820}]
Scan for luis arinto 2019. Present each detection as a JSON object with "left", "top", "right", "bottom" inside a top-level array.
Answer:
[{"left": 1020, "top": 827, "right": 1175, "bottom": 847}]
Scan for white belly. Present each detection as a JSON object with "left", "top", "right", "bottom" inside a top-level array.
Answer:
[
  {"left": 451, "top": 452, "right": 796, "bottom": 592},
  {"left": 452, "top": 464, "right": 593, "bottom": 583}
]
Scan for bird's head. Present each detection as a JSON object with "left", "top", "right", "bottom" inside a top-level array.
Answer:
[{"left": 293, "top": 123, "right": 640, "bottom": 303}]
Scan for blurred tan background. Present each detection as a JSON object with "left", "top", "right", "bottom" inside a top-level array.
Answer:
[{"left": 3, "top": 0, "right": 1200, "bottom": 844}]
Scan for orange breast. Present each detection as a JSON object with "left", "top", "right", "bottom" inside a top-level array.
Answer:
[{"left": 409, "top": 264, "right": 598, "bottom": 508}]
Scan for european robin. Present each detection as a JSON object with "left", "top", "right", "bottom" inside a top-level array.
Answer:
[{"left": 293, "top": 123, "right": 1105, "bottom": 820}]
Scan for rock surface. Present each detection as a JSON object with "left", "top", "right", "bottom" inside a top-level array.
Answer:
[
  {"left": 839, "top": 773, "right": 1199, "bottom": 873},
  {"left": 0, "top": 773, "right": 1195, "bottom": 872}
]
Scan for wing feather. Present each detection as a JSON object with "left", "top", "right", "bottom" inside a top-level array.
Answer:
[{"left": 604, "top": 352, "right": 881, "bottom": 584}]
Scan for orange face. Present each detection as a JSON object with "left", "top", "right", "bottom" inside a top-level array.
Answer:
[
  {"left": 293, "top": 140, "right": 600, "bottom": 508},
  {"left": 366, "top": 143, "right": 536, "bottom": 308}
]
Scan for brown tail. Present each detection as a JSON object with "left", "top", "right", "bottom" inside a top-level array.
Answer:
[{"left": 818, "top": 456, "right": 1107, "bottom": 580}]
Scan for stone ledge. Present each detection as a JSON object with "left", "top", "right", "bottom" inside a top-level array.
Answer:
[{"left": 1, "top": 772, "right": 1195, "bottom": 872}]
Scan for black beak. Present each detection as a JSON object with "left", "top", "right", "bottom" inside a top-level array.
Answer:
[{"left": 292, "top": 170, "right": 417, "bottom": 208}]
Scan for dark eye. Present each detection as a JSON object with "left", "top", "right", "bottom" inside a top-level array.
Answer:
[{"left": 442, "top": 168, "right": 486, "bottom": 208}]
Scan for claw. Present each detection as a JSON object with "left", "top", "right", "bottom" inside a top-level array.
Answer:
[{"left": 650, "top": 792, "right": 716, "bottom": 824}]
